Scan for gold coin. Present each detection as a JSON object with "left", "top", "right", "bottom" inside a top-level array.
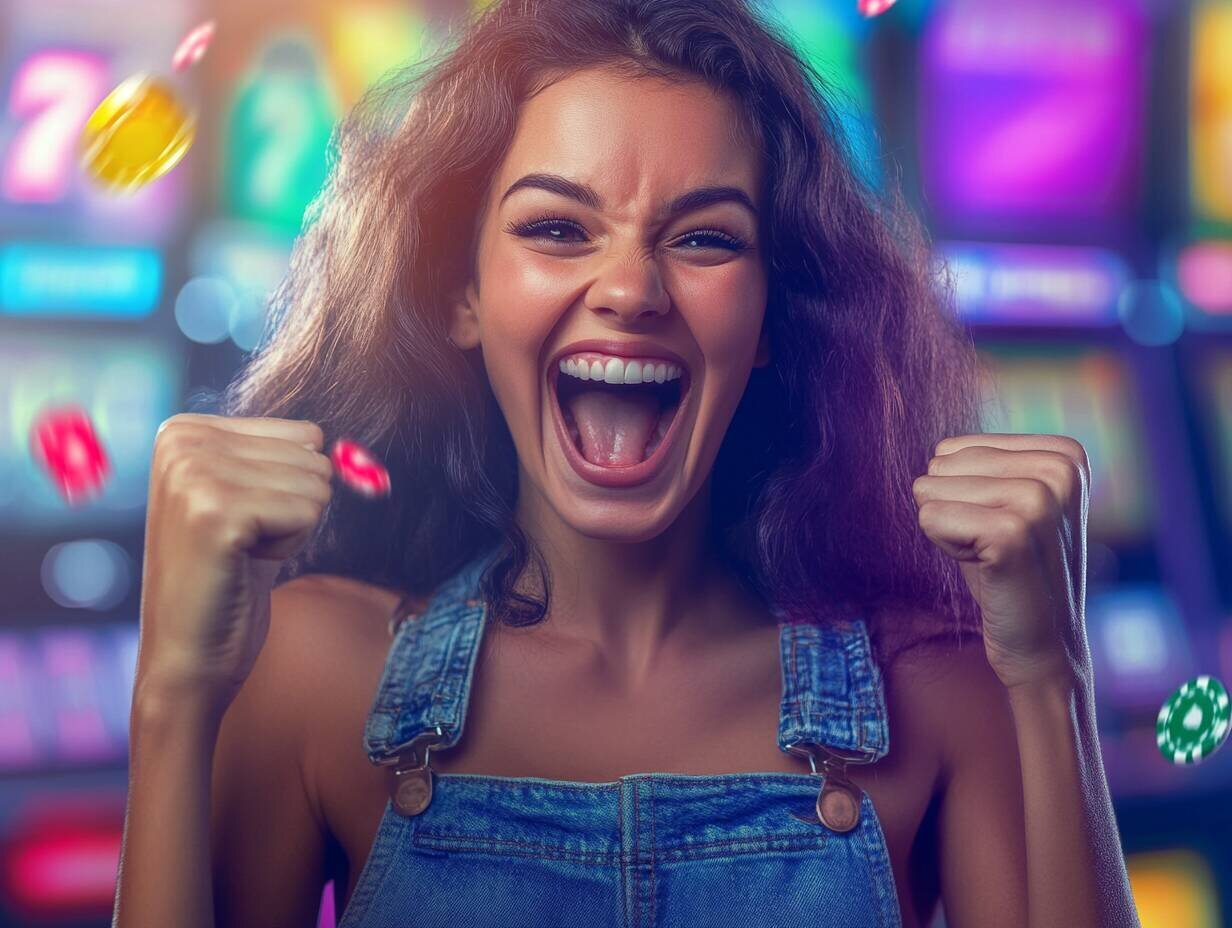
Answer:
[{"left": 80, "top": 73, "right": 195, "bottom": 191}]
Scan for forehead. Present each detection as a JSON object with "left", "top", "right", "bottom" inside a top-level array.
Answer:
[{"left": 492, "top": 67, "right": 761, "bottom": 212}]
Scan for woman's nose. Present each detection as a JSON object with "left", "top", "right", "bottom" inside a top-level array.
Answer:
[{"left": 582, "top": 255, "right": 670, "bottom": 324}]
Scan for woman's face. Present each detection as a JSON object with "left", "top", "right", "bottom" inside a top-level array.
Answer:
[{"left": 450, "top": 66, "right": 769, "bottom": 543}]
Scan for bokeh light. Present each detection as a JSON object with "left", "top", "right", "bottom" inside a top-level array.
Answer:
[
  {"left": 1117, "top": 279, "right": 1187, "bottom": 346},
  {"left": 40, "top": 540, "right": 132, "bottom": 611},
  {"left": 173, "top": 275, "right": 235, "bottom": 344}
]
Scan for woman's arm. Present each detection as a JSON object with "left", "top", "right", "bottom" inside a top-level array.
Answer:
[
  {"left": 928, "top": 641, "right": 1140, "bottom": 928},
  {"left": 112, "top": 580, "right": 332, "bottom": 928},
  {"left": 111, "top": 675, "right": 223, "bottom": 928},
  {"left": 1006, "top": 668, "right": 1141, "bottom": 928},
  {"left": 913, "top": 432, "right": 1141, "bottom": 926}
]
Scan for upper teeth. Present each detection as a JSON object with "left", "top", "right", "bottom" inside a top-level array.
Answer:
[{"left": 558, "top": 354, "right": 684, "bottom": 385}]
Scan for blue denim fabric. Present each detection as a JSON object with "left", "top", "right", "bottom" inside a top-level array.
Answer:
[{"left": 337, "top": 547, "right": 903, "bottom": 928}]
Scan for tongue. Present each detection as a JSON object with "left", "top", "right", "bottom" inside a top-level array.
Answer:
[{"left": 563, "top": 388, "right": 661, "bottom": 467}]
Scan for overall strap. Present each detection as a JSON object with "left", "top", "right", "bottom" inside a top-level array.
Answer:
[
  {"left": 777, "top": 615, "right": 890, "bottom": 760},
  {"left": 776, "top": 611, "right": 891, "bottom": 833},
  {"left": 362, "top": 545, "right": 501, "bottom": 766}
]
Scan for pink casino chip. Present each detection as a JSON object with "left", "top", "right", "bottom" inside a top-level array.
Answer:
[
  {"left": 858, "top": 0, "right": 897, "bottom": 16},
  {"left": 29, "top": 405, "right": 111, "bottom": 505},
  {"left": 172, "top": 20, "right": 216, "bottom": 72},
  {"left": 330, "top": 439, "right": 391, "bottom": 498}
]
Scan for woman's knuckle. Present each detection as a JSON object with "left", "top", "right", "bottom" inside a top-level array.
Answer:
[{"left": 1024, "top": 479, "right": 1054, "bottom": 523}]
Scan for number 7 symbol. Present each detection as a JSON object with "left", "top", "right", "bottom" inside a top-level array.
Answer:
[{"left": 2, "top": 50, "right": 108, "bottom": 203}]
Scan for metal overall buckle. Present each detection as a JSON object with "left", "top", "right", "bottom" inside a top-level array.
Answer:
[
  {"left": 785, "top": 740, "right": 875, "bottom": 833},
  {"left": 374, "top": 723, "right": 449, "bottom": 817}
]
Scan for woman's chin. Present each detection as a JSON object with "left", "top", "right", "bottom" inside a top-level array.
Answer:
[{"left": 550, "top": 501, "right": 681, "bottom": 543}]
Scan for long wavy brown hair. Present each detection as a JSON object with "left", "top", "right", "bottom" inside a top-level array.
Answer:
[{"left": 217, "top": 0, "right": 989, "bottom": 668}]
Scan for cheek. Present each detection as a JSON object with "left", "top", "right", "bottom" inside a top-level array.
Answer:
[
  {"left": 477, "top": 255, "right": 564, "bottom": 418},
  {"left": 483, "top": 248, "right": 568, "bottom": 346},
  {"left": 689, "top": 300, "right": 766, "bottom": 375},
  {"left": 479, "top": 326, "right": 542, "bottom": 428},
  {"left": 676, "top": 263, "right": 765, "bottom": 362}
]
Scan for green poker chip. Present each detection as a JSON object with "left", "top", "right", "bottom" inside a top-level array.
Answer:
[{"left": 1156, "top": 675, "right": 1230, "bottom": 765}]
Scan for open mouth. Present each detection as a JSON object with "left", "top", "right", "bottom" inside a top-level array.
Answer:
[{"left": 553, "top": 368, "right": 684, "bottom": 465}]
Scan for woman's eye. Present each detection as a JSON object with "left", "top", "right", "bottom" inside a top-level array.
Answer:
[
  {"left": 513, "top": 218, "right": 588, "bottom": 244},
  {"left": 673, "top": 230, "right": 748, "bottom": 252},
  {"left": 507, "top": 216, "right": 748, "bottom": 252}
]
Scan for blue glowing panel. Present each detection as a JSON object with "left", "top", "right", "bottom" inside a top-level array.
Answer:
[
  {"left": 0, "top": 243, "right": 162, "bottom": 318},
  {"left": 1087, "top": 586, "right": 1194, "bottom": 712},
  {"left": 939, "top": 241, "right": 1129, "bottom": 326},
  {"left": 0, "top": 333, "right": 182, "bottom": 529}
]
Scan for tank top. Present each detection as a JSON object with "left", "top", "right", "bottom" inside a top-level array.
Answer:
[{"left": 336, "top": 546, "right": 904, "bottom": 927}]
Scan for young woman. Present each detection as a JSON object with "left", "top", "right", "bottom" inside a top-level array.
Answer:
[{"left": 113, "top": 1, "right": 1141, "bottom": 926}]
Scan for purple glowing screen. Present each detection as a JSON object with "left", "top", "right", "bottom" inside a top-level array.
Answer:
[{"left": 918, "top": 0, "right": 1149, "bottom": 230}]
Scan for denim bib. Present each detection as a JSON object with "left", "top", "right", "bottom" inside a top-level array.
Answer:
[{"left": 337, "top": 546, "right": 903, "bottom": 928}]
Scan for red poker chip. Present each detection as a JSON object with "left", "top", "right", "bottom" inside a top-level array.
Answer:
[
  {"left": 858, "top": 0, "right": 897, "bottom": 16},
  {"left": 172, "top": 20, "right": 216, "bottom": 72},
  {"left": 330, "top": 439, "right": 391, "bottom": 498},
  {"left": 29, "top": 404, "right": 111, "bottom": 505}
]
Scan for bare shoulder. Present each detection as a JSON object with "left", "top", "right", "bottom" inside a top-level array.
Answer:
[
  {"left": 882, "top": 628, "right": 1029, "bottom": 926},
  {"left": 264, "top": 572, "right": 425, "bottom": 750},
  {"left": 274, "top": 573, "right": 418, "bottom": 639},
  {"left": 880, "top": 630, "right": 1016, "bottom": 779},
  {"left": 259, "top": 574, "right": 412, "bottom": 758},
  {"left": 206, "top": 575, "right": 416, "bottom": 927},
  {"left": 266, "top": 572, "right": 424, "bottom": 800},
  {"left": 883, "top": 632, "right": 1001, "bottom": 696}
]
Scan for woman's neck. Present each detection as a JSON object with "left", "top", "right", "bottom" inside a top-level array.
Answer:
[{"left": 508, "top": 482, "right": 769, "bottom": 683}]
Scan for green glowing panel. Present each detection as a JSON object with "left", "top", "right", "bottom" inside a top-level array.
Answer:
[
  {"left": 222, "top": 33, "right": 339, "bottom": 233},
  {"left": 756, "top": 0, "right": 881, "bottom": 188}
]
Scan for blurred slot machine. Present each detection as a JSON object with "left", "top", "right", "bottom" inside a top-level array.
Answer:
[
  {"left": 965, "top": 334, "right": 1220, "bottom": 805},
  {"left": 912, "top": 2, "right": 1232, "bottom": 924},
  {"left": 0, "top": 2, "right": 199, "bottom": 925},
  {"left": 919, "top": 0, "right": 1193, "bottom": 757},
  {"left": 3, "top": 3, "right": 454, "bottom": 925},
  {"left": 1174, "top": 0, "right": 1232, "bottom": 615},
  {"left": 1167, "top": 23, "right": 1232, "bottom": 917}
]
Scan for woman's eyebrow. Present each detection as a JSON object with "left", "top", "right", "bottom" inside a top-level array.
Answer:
[{"left": 499, "top": 172, "right": 759, "bottom": 220}]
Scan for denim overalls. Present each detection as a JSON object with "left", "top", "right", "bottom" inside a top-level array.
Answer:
[{"left": 337, "top": 546, "right": 904, "bottom": 928}]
